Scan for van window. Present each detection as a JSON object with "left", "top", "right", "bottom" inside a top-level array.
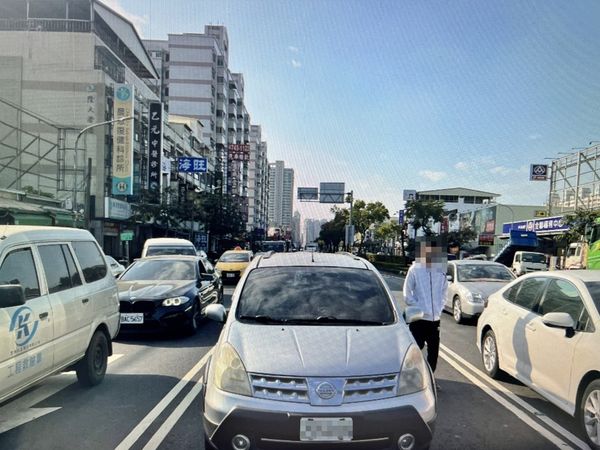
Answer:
[
  {"left": 38, "top": 245, "right": 73, "bottom": 294},
  {"left": 62, "top": 244, "right": 82, "bottom": 287},
  {"left": 72, "top": 241, "right": 108, "bottom": 283},
  {"left": 0, "top": 248, "right": 41, "bottom": 300}
]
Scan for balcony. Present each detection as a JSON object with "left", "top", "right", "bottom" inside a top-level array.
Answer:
[{"left": 0, "top": 18, "right": 91, "bottom": 33}]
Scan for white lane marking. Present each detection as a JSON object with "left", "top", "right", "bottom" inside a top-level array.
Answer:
[
  {"left": 142, "top": 376, "right": 204, "bottom": 450},
  {"left": 115, "top": 350, "right": 213, "bottom": 450},
  {"left": 440, "top": 344, "right": 590, "bottom": 450},
  {"left": 0, "top": 354, "right": 124, "bottom": 434},
  {"left": 439, "top": 349, "right": 574, "bottom": 449}
]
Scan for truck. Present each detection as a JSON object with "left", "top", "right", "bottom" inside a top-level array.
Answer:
[
  {"left": 511, "top": 251, "right": 548, "bottom": 276},
  {"left": 564, "top": 217, "right": 600, "bottom": 269}
]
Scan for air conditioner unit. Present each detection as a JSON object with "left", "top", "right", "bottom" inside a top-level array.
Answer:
[{"left": 482, "top": 199, "right": 489, "bottom": 205}]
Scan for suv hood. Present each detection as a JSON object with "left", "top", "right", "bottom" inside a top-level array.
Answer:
[{"left": 226, "top": 321, "right": 412, "bottom": 377}]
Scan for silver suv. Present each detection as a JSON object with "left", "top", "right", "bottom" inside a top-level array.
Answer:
[{"left": 203, "top": 252, "right": 436, "bottom": 450}]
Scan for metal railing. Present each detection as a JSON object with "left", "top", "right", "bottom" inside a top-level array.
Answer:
[{"left": 0, "top": 18, "right": 91, "bottom": 33}]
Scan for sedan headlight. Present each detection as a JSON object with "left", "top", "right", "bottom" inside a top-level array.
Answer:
[
  {"left": 465, "top": 291, "right": 484, "bottom": 303},
  {"left": 398, "top": 344, "right": 429, "bottom": 396},
  {"left": 162, "top": 296, "right": 190, "bottom": 307},
  {"left": 212, "top": 343, "right": 252, "bottom": 396}
]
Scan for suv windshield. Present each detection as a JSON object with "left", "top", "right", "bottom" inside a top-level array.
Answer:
[
  {"left": 457, "top": 264, "right": 514, "bottom": 282},
  {"left": 120, "top": 260, "right": 196, "bottom": 281},
  {"left": 236, "top": 267, "right": 395, "bottom": 325},
  {"left": 146, "top": 246, "right": 197, "bottom": 256}
]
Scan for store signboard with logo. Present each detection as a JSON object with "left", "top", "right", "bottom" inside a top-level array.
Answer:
[
  {"left": 502, "top": 215, "right": 569, "bottom": 235},
  {"left": 148, "top": 102, "right": 163, "bottom": 192},
  {"left": 111, "top": 84, "right": 134, "bottom": 195},
  {"left": 104, "top": 197, "right": 132, "bottom": 221}
]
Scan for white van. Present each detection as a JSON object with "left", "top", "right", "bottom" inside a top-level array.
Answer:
[
  {"left": 511, "top": 251, "right": 548, "bottom": 276},
  {"left": 0, "top": 226, "right": 119, "bottom": 404},
  {"left": 141, "top": 237, "right": 197, "bottom": 258}
]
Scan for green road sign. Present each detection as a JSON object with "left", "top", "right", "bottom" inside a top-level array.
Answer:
[{"left": 120, "top": 231, "right": 134, "bottom": 241}]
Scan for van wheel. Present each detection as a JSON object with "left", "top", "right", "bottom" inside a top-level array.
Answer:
[
  {"left": 76, "top": 331, "right": 108, "bottom": 387},
  {"left": 579, "top": 379, "right": 600, "bottom": 449}
]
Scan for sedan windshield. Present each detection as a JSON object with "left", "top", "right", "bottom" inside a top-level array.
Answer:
[
  {"left": 120, "top": 260, "right": 196, "bottom": 281},
  {"left": 585, "top": 282, "right": 600, "bottom": 314},
  {"left": 457, "top": 265, "right": 514, "bottom": 282},
  {"left": 236, "top": 267, "right": 395, "bottom": 325},
  {"left": 146, "top": 246, "right": 197, "bottom": 256},
  {"left": 220, "top": 252, "right": 250, "bottom": 262}
]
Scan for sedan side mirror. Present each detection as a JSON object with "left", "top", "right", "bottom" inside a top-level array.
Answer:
[
  {"left": 542, "top": 312, "right": 576, "bottom": 337},
  {"left": 0, "top": 285, "right": 26, "bottom": 308},
  {"left": 206, "top": 304, "right": 227, "bottom": 323},
  {"left": 404, "top": 306, "right": 424, "bottom": 324}
]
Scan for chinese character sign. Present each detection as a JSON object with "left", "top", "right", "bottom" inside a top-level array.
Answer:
[
  {"left": 148, "top": 102, "right": 163, "bottom": 191},
  {"left": 227, "top": 143, "right": 250, "bottom": 161},
  {"left": 111, "top": 84, "right": 134, "bottom": 195},
  {"left": 177, "top": 157, "right": 207, "bottom": 173}
]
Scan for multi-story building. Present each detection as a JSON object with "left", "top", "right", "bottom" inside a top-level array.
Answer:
[
  {"left": 0, "top": 0, "right": 214, "bottom": 258},
  {"left": 303, "top": 218, "right": 327, "bottom": 246},
  {"left": 247, "top": 125, "right": 269, "bottom": 240},
  {"left": 268, "top": 160, "right": 294, "bottom": 231},
  {"left": 291, "top": 211, "right": 302, "bottom": 246}
]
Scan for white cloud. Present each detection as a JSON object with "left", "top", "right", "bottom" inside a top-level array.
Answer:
[
  {"left": 291, "top": 59, "right": 302, "bottom": 68},
  {"left": 454, "top": 161, "right": 468, "bottom": 171},
  {"left": 490, "top": 166, "right": 513, "bottom": 176},
  {"left": 99, "top": 0, "right": 148, "bottom": 36},
  {"left": 419, "top": 170, "right": 447, "bottom": 182},
  {"left": 288, "top": 46, "right": 300, "bottom": 53}
]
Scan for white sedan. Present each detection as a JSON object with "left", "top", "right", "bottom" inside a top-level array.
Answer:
[
  {"left": 445, "top": 261, "right": 515, "bottom": 324},
  {"left": 477, "top": 270, "right": 600, "bottom": 449}
]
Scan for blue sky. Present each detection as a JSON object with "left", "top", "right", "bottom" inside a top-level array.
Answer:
[{"left": 108, "top": 0, "right": 600, "bottom": 219}]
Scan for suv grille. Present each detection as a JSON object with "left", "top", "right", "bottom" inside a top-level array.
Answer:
[{"left": 249, "top": 373, "right": 398, "bottom": 404}]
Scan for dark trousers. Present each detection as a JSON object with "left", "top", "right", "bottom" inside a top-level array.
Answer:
[{"left": 409, "top": 320, "right": 440, "bottom": 372}]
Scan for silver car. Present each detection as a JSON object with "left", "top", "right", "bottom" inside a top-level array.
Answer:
[
  {"left": 203, "top": 252, "right": 436, "bottom": 450},
  {"left": 445, "top": 260, "right": 516, "bottom": 324}
]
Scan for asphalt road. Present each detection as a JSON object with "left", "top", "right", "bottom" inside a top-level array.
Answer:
[{"left": 0, "top": 275, "right": 592, "bottom": 450}]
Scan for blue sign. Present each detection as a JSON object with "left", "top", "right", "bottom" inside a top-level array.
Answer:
[
  {"left": 178, "top": 157, "right": 207, "bottom": 173},
  {"left": 194, "top": 232, "right": 208, "bottom": 251},
  {"left": 502, "top": 215, "right": 569, "bottom": 235},
  {"left": 398, "top": 210, "right": 405, "bottom": 225},
  {"left": 9, "top": 306, "right": 39, "bottom": 347}
]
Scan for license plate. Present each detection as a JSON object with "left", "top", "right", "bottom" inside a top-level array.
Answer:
[
  {"left": 121, "top": 313, "right": 144, "bottom": 324},
  {"left": 226, "top": 273, "right": 235, "bottom": 278},
  {"left": 299, "top": 418, "right": 353, "bottom": 442}
]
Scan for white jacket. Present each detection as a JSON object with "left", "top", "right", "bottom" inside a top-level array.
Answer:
[{"left": 402, "top": 263, "right": 448, "bottom": 321}]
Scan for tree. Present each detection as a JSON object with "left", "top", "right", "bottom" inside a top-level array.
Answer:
[
  {"left": 319, "top": 207, "right": 349, "bottom": 252},
  {"left": 405, "top": 199, "right": 445, "bottom": 236},
  {"left": 559, "top": 208, "right": 600, "bottom": 244},
  {"left": 374, "top": 221, "right": 403, "bottom": 254},
  {"left": 351, "top": 200, "right": 389, "bottom": 254}
]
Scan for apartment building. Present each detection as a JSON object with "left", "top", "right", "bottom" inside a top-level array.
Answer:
[
  {"left": 247, "top": 125, "right": 269, "bottom": 239},
  {"left": 268, "top": 160, "right": 294, "bottom": 230}
]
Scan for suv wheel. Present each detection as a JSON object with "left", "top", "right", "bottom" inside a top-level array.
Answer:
[
  {"left": 580, "top": 379, "right": 600, "bottom": 449},
  {"left": 482, "top": 330, "right": 500, "bottom": 379},
  {"left": 76, "top": 331, "right": 108, "bottom": 387},
  {"left": 453, "top": 296, "right": 463, "bottom": 324}
]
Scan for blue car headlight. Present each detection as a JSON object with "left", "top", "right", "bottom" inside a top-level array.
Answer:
[{"left": 162, "top": 296, "right": 190, "bottom": 307}]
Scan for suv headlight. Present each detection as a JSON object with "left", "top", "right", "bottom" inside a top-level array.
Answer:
[
  {"left": 398, "top": 344, "right": 429, "bottom": 396},
  {"left": 212, "top": 343, "right": 252, "bottom": 396},
  {"left": 162, "top": 296, "right": 189, "bottom": 306}
]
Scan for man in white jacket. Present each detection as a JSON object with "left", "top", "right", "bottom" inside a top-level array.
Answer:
[{"left": 403, "top": 237, "right": 448, "bottom": 376}]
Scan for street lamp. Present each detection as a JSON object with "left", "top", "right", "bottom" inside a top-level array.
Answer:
[{"left": 72, "top": 116, "right": 134, "bottom": 227}]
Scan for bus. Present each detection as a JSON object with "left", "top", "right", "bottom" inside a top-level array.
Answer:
[{"left": 586, "top": 217, "right": 600, "bottom": 269}]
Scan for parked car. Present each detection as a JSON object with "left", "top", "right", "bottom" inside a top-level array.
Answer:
[
  {"left": 477, "top": 270, "right": 600, "bottom": 449},
  {"left": 203, "top": 252, "right": 436, "bottom": 450},
  {"left": 512, "top": 251, "right": 548, "bottom": 276},
  {"left": 105, "top": 255, "right": 125, "bottom": 278},
  {"left": 215, "top": 248, "right": 253, "bottom": 284},
  {"left": 141, "top": 237, "right": 197, "bottom": 257},
  {"left": 0, "top": 226, "right": 119, "bottom": 404},
  {"left": 445, "top": 261, "right": 516, "bottom": 323},
  {"left": 117, "top": 255, "right": 222, "bottom": 335}
]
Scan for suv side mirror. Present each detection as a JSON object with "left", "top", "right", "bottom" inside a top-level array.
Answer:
[{"left": 0, "top": 285, "right": 26, "bottom": 308}]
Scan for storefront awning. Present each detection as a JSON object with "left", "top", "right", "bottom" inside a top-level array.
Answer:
[{"left": 11, "top": 213, "right": 53, "bottom": 226}]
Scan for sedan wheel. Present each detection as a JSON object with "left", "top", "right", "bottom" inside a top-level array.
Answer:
[
  {"left": 482, "top": 330, "right": 500, "bottom": 379},
  {"left": 453, "top": 297, "right": 463, "bottom": 324},
  {"left": 581, "top": 380, "right": 600, "bottom": 449}
]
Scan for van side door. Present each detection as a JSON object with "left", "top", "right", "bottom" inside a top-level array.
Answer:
[
  {"left": 0, "top": 246, "right": 54, "bottom": 402},
  {"left": 37, "top": 243, "right": 89, "bottom": 367}
]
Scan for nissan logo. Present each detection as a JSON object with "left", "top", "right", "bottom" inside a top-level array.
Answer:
[{"left": 315, "top": 382, "right": 336, "bottom": 399}]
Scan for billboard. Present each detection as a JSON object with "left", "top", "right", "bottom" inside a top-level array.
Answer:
[
  {"left": 111, "top": 84, "right": 134, "bottom": 195},
  {"left": 298, "top": 187, "right": 319, "bottom": 201},
  {"left": 177, "top": 157, "right": 207, "bottom": 173},
  {"left": 319, "top": 182, "right": 345, "bottom": 203},
  {"left": 530, "top": 164, "right": 548, "bottom": 181},
  {"left": 502, "top": 216, "right": 568, "bottom": 235},
  {"left": 228, "top": 143, "right": 250, "bottom": 161},
  {"left": 148, "top": 102, "right": 163, "bottom": 192},
  {"left": 403, "top": 189, "right": 417, "bottom": 201}
]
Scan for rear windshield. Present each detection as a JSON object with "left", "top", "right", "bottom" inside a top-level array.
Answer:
[
  {"left": 236, "top": 267, "right": 395, "bottom": 325},
  {"left": 146, "top": 246, "right": 196, "bottom": 256},
  {"left": 521, "top": 253, "right": 546, "bottom": 263},
  {"left": 220, "top": 252, "right": 251, "bottom": 262}
]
